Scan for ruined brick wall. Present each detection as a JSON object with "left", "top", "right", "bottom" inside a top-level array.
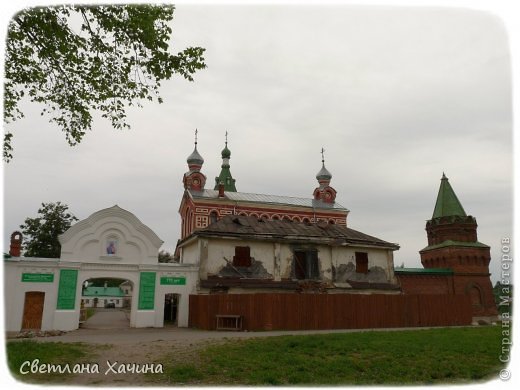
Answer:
[
  {"left": 425, "top": 216, "right": 478, "bottom": 245},
  {"left": 421, "top": 246, "right": 491, "bottom": 273},
  {"left": 419, "top": 245, "right": 497, "bottom": 317},
  {"left": 397, "top": 274, "right": 454, "bottom": 295},
  {"left": 452, "top": 274, "right": 498, "bottom": 317}
]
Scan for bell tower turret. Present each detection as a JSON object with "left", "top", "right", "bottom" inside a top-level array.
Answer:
[
  {"left": 313, "top": 148, "right": 337, "bottom": 204},
  {"left": 183, "top": 129, "right": 206, "bottom": 191}
]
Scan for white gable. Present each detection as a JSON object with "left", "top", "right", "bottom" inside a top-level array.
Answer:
[{"left": 58, "top": 205, "right": 163, "bottom": 264}]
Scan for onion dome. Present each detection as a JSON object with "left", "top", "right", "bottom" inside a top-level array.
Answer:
[
  {"left": 316, "top": 148, "right": 332, "bottom": 181},
  {"left": 187, "top": 146, "right": 204, "bottom": 166},
  {"left": 187, "top": 129, "right": 204, "bottom": 171},
  {"left": 221, "top": 144, "right": 231, "bottom": 159},
  {"left": 316, "top": 163, "right": 332, "bottom": 181}
]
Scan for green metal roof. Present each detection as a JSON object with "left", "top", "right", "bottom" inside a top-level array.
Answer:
[
  {"left": 82, "top": 287, "right": 125, "bottom": 297},
  {"left": 432, "top": 173, "right": 467, "bottom": 219},
  {"left": 420, "top": 240, "right": 489, "bottom": 252},
  {"left": 214, "top": 167, "right": 237, "bottom": 192},
  {"left": 394, "top": 267, "right": 453, "bottom": 275}
]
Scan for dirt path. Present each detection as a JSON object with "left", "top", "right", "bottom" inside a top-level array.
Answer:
[
  {"left": 74, "top": 339, "right": 213, "bottom": 386},
  {"left": 58, "top": 333, "right": 234, "bottom": 386}
]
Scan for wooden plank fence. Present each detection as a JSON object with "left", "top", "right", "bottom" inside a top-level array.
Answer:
[{"left": 189, "top": 293, "right": 472, "bottom": 331}]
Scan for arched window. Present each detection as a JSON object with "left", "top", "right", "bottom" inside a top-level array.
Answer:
[
  {"left": 209, "top": 211, "right": 219, "bottom": 224},
  {"left": 328, "top": 219, "right": 335, "bottom": 224}
]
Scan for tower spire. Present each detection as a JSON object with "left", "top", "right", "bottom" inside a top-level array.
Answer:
[{"left": 432, "top": 173, "right": 466, "bottom": 219}]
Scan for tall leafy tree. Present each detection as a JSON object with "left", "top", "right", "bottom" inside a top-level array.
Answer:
[
  {"left": 20, "top": 202, "right": 78, "bottom": 258},
  {"left": 158, "top": 249, "right": 177, "bottom": 263},
  {"left": 4, "top": 4, "right": 206, "bottom": 161}
]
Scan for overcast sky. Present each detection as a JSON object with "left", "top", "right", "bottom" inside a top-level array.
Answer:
[{"left": 2, "top": 3, "right": 513, "bottom": 282}]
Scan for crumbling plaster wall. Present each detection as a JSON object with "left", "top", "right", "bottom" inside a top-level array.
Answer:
[
  {"left": 182, "top": 237, "right": 396, "bottom": 284},
  {"left": 203, "top": 238, "right": 275, "bottom": 278},
  {"left": 331, "top": 247, "right": 396, "bottom": 283}
]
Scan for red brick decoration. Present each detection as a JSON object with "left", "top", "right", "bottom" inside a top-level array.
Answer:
[{"left": 9, "top": 231, "right": 22, "bottom": 257}]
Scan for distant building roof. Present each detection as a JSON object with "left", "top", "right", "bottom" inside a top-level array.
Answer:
[
  {"left": 188, "top": 189, "right": 349, "bottom": 211},
  {"left": 82, "top": 287, "right": 125, "bottom": 297},
  {"left": 186, "top": 215, "right": 398, "bottom": 249}
]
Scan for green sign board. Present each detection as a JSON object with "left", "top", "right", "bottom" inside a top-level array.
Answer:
[
  {"left": 138, "top": 272, "right": 156, "bottom": 310},
  {"left": 21, "top": 273, "right": 54, "bottom": 283},
  {"left": 56, "top": 269, "right": 78, "bottom": 310},
  {"left": 160, "top": 276, "right": 186, "bottom": 285}
]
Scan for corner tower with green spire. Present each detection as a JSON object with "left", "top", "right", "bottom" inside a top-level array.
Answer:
[
  {"left": 419, "top": 173, "right": 497, "bottom": 320},
  {"left": 423, "top": 173, "right": 479, "bottom": 248},
  {"left": 214, "top": 132, "right": 237, "bottom": 192}
]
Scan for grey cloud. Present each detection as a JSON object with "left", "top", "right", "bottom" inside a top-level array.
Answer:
[{"left": 3, "top": 5, "right": 511, "bottom": 282}]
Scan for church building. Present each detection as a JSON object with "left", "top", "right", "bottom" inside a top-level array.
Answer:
[
  {"left": 178, "top": 132, "right": 348, "bottom": 240},
  {"left": 177, "top": 133, "right": 400, "bottom": 293}
]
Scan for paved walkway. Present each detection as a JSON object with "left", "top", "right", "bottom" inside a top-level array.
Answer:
[{"left": 82, "top": 309, "right": 129, "bottom": 330}]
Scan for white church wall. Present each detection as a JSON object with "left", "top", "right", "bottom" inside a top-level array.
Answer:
[{"left": 4, "top": 259, "right": 60, "bottom": 332}]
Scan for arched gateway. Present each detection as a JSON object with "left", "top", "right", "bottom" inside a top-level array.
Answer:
[{"left": 4, "top": 206, "right": 198, "bottom": 332}]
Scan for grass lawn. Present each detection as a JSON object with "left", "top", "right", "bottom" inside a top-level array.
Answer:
[
  {"left": 5, "top": 326, "right": 507, "bottom": 385},
  {"left": 162, "top": 326, "right": 506, "bottom": 385},
  {"left": 6, "top": 340, "right": 93, "bottom": 383}
]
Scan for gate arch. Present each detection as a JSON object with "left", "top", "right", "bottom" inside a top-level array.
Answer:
[{"left": 5, "top": 205, "right": 198, "bottom": 332}]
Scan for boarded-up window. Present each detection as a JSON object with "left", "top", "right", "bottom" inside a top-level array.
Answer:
[
  {"left": 468, "top": 285, "right": 482, "bottom": 306},
  {"left": 294, "top": 250, "right": 319, "bottom": 280},
  {"left": 233, "top": 246, "right": 251, "bottom": 267},
  {"left": 355, "top": 252, "right": 368, "bottom": 274}
]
